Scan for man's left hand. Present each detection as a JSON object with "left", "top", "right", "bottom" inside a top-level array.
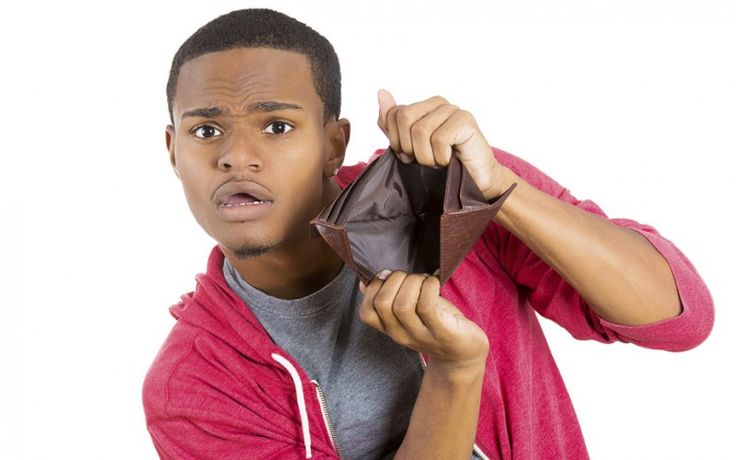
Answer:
[{"left": 377, "top": 89, "right": 511, "bottom": 200}]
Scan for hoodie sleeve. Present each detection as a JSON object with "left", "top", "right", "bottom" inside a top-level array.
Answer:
[
  {"left": 482, "top": 147, "right": 714, "bottom": 352},
  {"left": 142, "top": 328, "right": 339, "bottom": 459},
  {"left": 147, "top": 417, "right": 328, "bottom": 460}
]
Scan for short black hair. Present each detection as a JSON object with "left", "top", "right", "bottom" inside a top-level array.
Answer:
[{"left": 166, "top": 8, "right": 341, "bottom": 126}]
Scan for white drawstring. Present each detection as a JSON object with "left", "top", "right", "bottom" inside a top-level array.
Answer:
[{"left": 272, "top": 353, "right": 312, "bottom": 458}]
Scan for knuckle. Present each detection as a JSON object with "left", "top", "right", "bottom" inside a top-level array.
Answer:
[
  {"left": 373, "top": 296, "right": 393, "bottom": 312},
  {"left": 407, "top": 273, "right": 427, "bottom": 287},
  {"left": 393, "top": 299, "right": 416, "bottom": 315},
  {"left": 358, "top": 300, "right": 375, "bottom": 319},
  {"left": 432, "top": 95, "right": 448, "bottom": 104},
  {"left": 416, "top": 300, "right": 434, "bottom": 316},
  {"left": 458, "top": 109, "right": 475, "bottom": 122},
  {"left": 396, "top": 108, "right": 411, "bottom": 125},
  {"left": 418, "top": 287, "right": 438, "bottom": 304},
  {"left": 424, "top": 276, "right": 441, "bottom": 289},
  {"left": 430, "top": 130, "right": 448, "bottom": 147},
  {"left": 410, "top": 122, "right": 428, "bottom": 137}
]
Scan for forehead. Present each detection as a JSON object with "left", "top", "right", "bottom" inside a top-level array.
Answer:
[{"left": 173, "top": 47, "right": 320, "bottom": 120}]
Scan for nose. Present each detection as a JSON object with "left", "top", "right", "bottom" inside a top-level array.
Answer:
[{"left": 217, "top": 131, "right": 263, "bottom": 172}]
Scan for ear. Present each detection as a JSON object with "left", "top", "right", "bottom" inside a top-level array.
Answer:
[
  {"left": 324, "top": 118, "right": 350, "bottom": 178},
  {"left": 165, "top": 125, "right": 179, "bottom": 179}
]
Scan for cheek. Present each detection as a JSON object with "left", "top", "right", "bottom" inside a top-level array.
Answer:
[
  {"left": 270, "top": 164, "right": 326, "bottom": 227},
  {"left": 281, "top": 161, "right": 324, "bottom": 203},
  {"left": 177, "top": 160, "right": 213, "bottom": 214}
]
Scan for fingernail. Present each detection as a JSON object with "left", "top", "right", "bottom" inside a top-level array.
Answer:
[
  {"left": 398, "top": 153, "right": 412, "bottom": 163},
  {"left": 376, "top": 269, "right": 391, "bottom": 280},
  {"left": 359, "top": 281, "right": 365, "bottom": 292}
]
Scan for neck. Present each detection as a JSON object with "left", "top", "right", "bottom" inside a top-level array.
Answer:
[{"left": 221, "top": 180, "right": 345, "bottom": 300}]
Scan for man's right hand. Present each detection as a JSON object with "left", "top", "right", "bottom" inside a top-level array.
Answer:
[
  {"left": 358, "top": 269, "right": 489, "bottom": 373},
  {"left": 359, "top": 269, "right": 488, "bottom": 459}
]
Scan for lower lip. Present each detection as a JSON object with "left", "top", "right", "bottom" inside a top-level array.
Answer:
[{"left": 216, "top": 201, "right": 274, "bottom": 222}]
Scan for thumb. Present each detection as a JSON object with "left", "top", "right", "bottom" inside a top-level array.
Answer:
[{"left": 377, "top": 89, "right": 396, "bottom": 135}]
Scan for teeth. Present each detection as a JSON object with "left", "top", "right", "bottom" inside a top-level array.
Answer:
[{"left": 222, "top": 201, "right": 267, "bottom": 207}]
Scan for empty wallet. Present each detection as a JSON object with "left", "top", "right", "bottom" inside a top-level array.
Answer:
[{"left": 310, "top": 146, "right": 516, "bottom": 286}]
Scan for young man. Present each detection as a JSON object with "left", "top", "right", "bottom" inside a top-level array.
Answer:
[{"left": 143, "top": 8, "right": 714, "bottom": 460}]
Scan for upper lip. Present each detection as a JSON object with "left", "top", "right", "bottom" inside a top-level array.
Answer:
[{"left": 213, "top": 180, "right": 275, "bottom": 206}]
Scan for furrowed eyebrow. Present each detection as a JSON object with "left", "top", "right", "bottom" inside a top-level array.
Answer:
[
  {"left": 181, "top": 106, "right": 227, "bottom": 120},
  {"left": 247, "top": 101, "right": 304, "bottom": 112},
  {"left": 180, "top": 101, "right": 303, "bottom": 122}
]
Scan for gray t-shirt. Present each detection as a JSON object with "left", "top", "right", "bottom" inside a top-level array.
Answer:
[{"left": 223, "top": 258, "right": 424, "bottom": 459}]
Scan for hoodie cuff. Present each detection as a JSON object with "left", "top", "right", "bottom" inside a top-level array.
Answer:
[{"left": 594, "top": 219, "right": 714, "bottom": 352}]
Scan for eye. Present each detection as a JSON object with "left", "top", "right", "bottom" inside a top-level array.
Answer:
[
  {"left": 263, "top": 121, "right": 294, "bottom": 135},
  {"left": 192, "top": 125, "right": 223, "bottom": 139}
]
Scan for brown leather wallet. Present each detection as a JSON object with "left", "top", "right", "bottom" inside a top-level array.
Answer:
[{"left": 310, "top": 147, "right": 516, "bottom": 286}]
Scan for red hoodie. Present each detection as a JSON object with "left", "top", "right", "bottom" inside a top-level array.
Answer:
[{"left": 143, "top": 147, "right": 714, "bottom": 459}]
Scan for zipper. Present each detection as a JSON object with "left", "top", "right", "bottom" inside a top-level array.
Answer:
[
  {"left": 311, "top": 380, "right": 343, "bottom": 458},
  {"left": 473, "top": 444, "right": 491, "bottom": 460},
  {"left": 416, "top": 352, "right": 490, "bottom": 460},
  {"left": 417, "top": 351, "right": 427, "bottom": 369}
]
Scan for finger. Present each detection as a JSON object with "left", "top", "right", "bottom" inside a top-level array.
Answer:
[
  {"left": 430, "top": 110, "right": 477, "bottom": 164},
  {"left": 396, "top": 105, "right": 414, "bottom": 155},
  {"left": 410, "top": 104, "right": 460, "bottom": 168},
  {"left": 392, "top": 273, "right": 433, "bottom": 340},
  {"left": 385, "top": 105, "right": 403, "bottom": 154},
  {"left": 358, "top": 272, "right": 390, "bottom": 333},
  {"left": 377, "top": 89, "right": 396, "bottom": 135},
  {"left": 359, "top": 298, "right": 384, "bottom": 333},
  {"left": 416, "top": 276, "right": 445, "bottom": 333},
  {"left": 395, "top": 95, "right": 448, "bottom": 156},
  {"left": 371, "top": 271, "right": 410, "bottom": 339}
]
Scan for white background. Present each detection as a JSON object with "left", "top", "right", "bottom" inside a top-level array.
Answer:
[{"left": 1, "top": 1, "right": 734, "bottom": 459}]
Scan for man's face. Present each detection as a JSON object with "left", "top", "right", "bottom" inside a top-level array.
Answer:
[{"left": 167, "top": 47, "right": 346, "bottom": 258}]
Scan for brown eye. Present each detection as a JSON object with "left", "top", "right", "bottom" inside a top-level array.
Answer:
[
  {"left": 193, "top": 125, "right": 222, "bottom": 139},
  {"left": 264, "top": 121, "right": 294, "bottom": 135}
]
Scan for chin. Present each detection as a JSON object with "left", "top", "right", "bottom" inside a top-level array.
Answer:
[
  {"left": 220, "top": 237, "right": 280, "bottom": 260},
  {"left": 233, "top": 244, "right": 278, "bottom": 260}
]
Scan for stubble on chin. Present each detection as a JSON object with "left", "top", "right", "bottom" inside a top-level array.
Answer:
[{"left": 230, "top": 242, "right": 280, "bottom": 260}]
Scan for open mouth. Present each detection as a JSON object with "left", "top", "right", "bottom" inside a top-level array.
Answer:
[
  {"left": 213, "top": 181, "right": 275, "bottom": 222},
  {"left": 215, "top": 192, "right": 274, "bottom": 222},
  {"left": 219, "top": 193, "right": 273, "bottom": 207}
]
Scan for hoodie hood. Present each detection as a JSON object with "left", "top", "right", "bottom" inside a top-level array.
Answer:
[{"left": 168, "top": 245, "right": 280, "bottom": 367}]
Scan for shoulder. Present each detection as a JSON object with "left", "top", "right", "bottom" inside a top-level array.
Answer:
[
  {"left": 142, "top": 317, "right": 289, "bottom": 424},
  {"left": 141, "top": 323, "right": 317, "bottom": 458},
  {"left": 142, "top": 320, "right": 247, "bottom": 418},
  {"left": 142, "top": 321, "right": 201, "bottom": 421}
]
